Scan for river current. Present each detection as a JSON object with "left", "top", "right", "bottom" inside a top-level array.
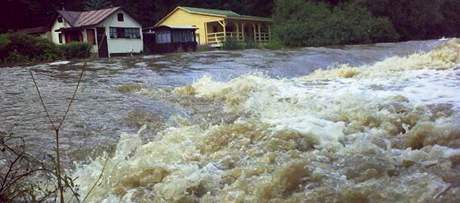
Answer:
[{"left": 1, "top": 39, "right": 460, "bottom": 202}]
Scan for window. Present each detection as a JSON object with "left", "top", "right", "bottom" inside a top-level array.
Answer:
[
  {"left": 172, "top": 30, "right": 194, "bottom": 43},
  {"left": 109, "top": 27, "right": 141, "bottom": 39},
  {"left": 58, "top": 33, "right": 63, "bottom": 43},
  {"left": 117, "top": 13, "right": 124, "bottom": 22},
  {"left": 156, "top": 31, "right": 171, "bottom": 44},
  {"left": 116, "top": 28, "right": 125, "bottom": 38},
  {"left": 57, "top": 17, "right": 63, "bottom": 23}
]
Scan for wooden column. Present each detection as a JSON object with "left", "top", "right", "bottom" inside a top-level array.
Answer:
[
  {"left": 235, "top": 22, "right": 240, "bottom": 40},
  {"left": 204, "top": 22, "right": 208, "bottom": 44},
  {"left": 242, "top": 23, "right": 245, "bottom": 41},
  {"left": 268, "top": 24, "right": 271, "bottom": 41},
  {"left": 257, "top": 24, "right": 261, "bottom": 42},
  {"left": 223, "top": 21, "right": 227, "bottom": 42},
  {"left": 253, "top": 24, "right": 256, "bottom": 41},
  {"left": 218, "top": 20, "right": 227, "bottom": 42},
  {"left": 94, "top": 28, "right": 99, "bottom": 46}
]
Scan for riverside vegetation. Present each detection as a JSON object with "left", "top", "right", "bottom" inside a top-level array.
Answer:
[{"left": 0, "top": 33, "right": 91, "bottom": 65}]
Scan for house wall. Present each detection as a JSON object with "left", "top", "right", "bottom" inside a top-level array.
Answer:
[
  {"left": 51, "top": 18, "right": 71, "bottom": 44},
  {"left": 83, "top": 28, "right": 98, "bottom": 53},
  {"left": 98, "top": 10, "right": 143, "bottom": 55},
  {"left": 158, "top": 9, "right": 224, "bottom": 45}
]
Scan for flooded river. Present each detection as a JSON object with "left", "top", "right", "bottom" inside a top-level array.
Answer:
[{"left": 1, "top": 39, "right": 460, "bottom": 202}]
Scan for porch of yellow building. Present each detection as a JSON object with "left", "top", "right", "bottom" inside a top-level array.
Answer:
[{"left": 205, "top": 20, "right": 271, "bottom": 47}]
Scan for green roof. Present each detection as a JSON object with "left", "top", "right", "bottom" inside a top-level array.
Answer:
[
  {"left": 180, "top": 7, "right": 240, "bottom": 17},
  {"left": 180, "top": 6, "right": 272, "bottom": 22},
  {"left": 237, "top": 15, "right": 272, "bottom": 22}
]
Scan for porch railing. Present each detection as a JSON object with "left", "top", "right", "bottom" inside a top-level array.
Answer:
[
  {"left": 207, "top": 32, "right": 244, "bottom": 46},
  {"left": 256, "top": 33, "right": 270, "bottom": 43},
  {"left": 207, "top": 32, "right": 270, "bottom": 46}
]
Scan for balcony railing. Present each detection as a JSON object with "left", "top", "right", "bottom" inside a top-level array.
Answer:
[{"left": 207, "top": 32, "right": 269, "bottom": 46}]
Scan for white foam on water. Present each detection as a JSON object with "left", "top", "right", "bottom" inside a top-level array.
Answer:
[
  {"left": 49, "top": 61, "right": 71, "bottom": 65},
  {"left": 72, "top": 39, "right": 460, "bottom": 202}
]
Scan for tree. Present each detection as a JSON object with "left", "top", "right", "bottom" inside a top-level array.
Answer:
[
  {"left": 84, "top": 0, "right": 113, "bottom": 10},
  {"left": 358, "top": 0, "right": 445, "bottom": 40},
  {"left": 272, "top": 0, "right": 398, "bottom": 47}
]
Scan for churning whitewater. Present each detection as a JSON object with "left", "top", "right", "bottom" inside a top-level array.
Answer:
[{"left": 72, "top": 39, "right": 460, "bottom": 202}]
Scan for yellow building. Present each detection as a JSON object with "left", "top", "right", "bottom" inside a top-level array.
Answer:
[{"left": 155, "top": 6, "right": 273, "bottom": 47}]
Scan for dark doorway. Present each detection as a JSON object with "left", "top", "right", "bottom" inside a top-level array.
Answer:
[
  {"left": 96, "top": 27, "right": 108, "bottom": 58},
  {"left": 64, "top": 31, "right": 82, "bottom": 42},
  {"left": 244, "top": 25, "right": 254, "bottom": 42}
]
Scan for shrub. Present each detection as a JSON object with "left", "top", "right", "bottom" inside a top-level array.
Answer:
[
  {"left": 0, "top": 33, "right": 61, "bottom": 64},
  {"left": 244, "top": 39, "right": 257, "bottom": 49},
  {"left": 263, "top": 38, "right": 284, "bottom": 50},
  {"left": 4, "top": 50, "right": 29, "bottom": 64},
  {"left": 0, "top": 34, "right": 10, "bottom": 49},
  {"left": 0, "top": 34, "right": 10, "bottom": 60},
  {"left": 222, "top": 37, "right": 244, "bottom": 50},
  {"left": 59, "top": 42, "right": 92, "bottom": 59}
]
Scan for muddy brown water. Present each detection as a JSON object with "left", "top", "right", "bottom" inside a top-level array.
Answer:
[{"left": 0, "top": 40, "right": 445, "bottom": 164}]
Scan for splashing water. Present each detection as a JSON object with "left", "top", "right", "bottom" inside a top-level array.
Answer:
[{"left": 72, "top": 40, "right": 460, "bottom": 202}]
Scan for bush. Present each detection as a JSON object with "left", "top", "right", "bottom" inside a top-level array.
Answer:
[
  {"left": 59, "top": 42, "right": 92, "bottom": 59},
  {"left": 244, "top": 39, "right": 257, "bottom": 49},
  {"left": 0, "top": 34, "right": 10, "bottom": 49},
  {"left": 272, "top": 0, "right": 399, "bottom": 47},
  {"left": 222, "top": 37, "right": 245, "bottom": 50},
  {"left": 0, "top": 33, "right": 61, "bottom": 64},
  {"left": 263, "top": 38, "right": 284, "bottom": 50}
]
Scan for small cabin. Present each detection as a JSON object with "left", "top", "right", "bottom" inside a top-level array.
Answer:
[
  {"left": 52, "top": 7, "right": 143, "bottom": 58},
  {"left": 143, "top": 25, "right": 198, "bottom": 54}
]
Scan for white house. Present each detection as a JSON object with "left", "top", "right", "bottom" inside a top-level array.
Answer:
[{"left": 51, "top": 7, "right": 143, "bottom": 57}]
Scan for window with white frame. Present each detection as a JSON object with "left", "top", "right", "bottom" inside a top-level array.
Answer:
[{"left": 109, "top": 27, "right": 141, "bottom": 39}]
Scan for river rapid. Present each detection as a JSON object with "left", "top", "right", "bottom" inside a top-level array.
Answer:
[{"left": 1, "top": 39, "right": 460, "bottom": 202}]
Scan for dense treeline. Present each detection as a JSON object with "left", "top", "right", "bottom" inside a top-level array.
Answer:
[
  {"left": 1, "top": 0, "right": 460, "bottom": 46},
  {"left": 272, "top": 0, "right": 399, "bottom": 47},
  {"left": 273, "top": 0, "right": 460, "bottom": 47}
]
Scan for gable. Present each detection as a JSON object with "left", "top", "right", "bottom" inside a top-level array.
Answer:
[
  {"left": 156, "top": 8, "right": 224, "bottom": 26},
  {"left": 99, "top": 10, "right": 142, "bottom": 28}
]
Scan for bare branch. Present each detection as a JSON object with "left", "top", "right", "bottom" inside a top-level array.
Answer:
[
  {"left": 58, "top": 64, "right": 86, "bottom": 129},
  {"left": 82, "top": 156, "right": 109, "bottom": 203},
  {"left": 29, "top": 71, "right": 57, "bottom": 130}
]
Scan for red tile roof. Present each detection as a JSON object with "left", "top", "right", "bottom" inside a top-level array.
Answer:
[{"left": 57, "top": 7, "right": 121, "bottom": 27}]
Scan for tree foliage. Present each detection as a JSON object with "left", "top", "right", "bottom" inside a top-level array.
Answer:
[
  {"left": 352, "top": 0, "right": 460, "bottom": 40},
  {"left": 273, "top": 0, "right": 399, "bottom": 47},
  {"left": 84, "top": 0, "right": 112, "bottom": 10}
]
